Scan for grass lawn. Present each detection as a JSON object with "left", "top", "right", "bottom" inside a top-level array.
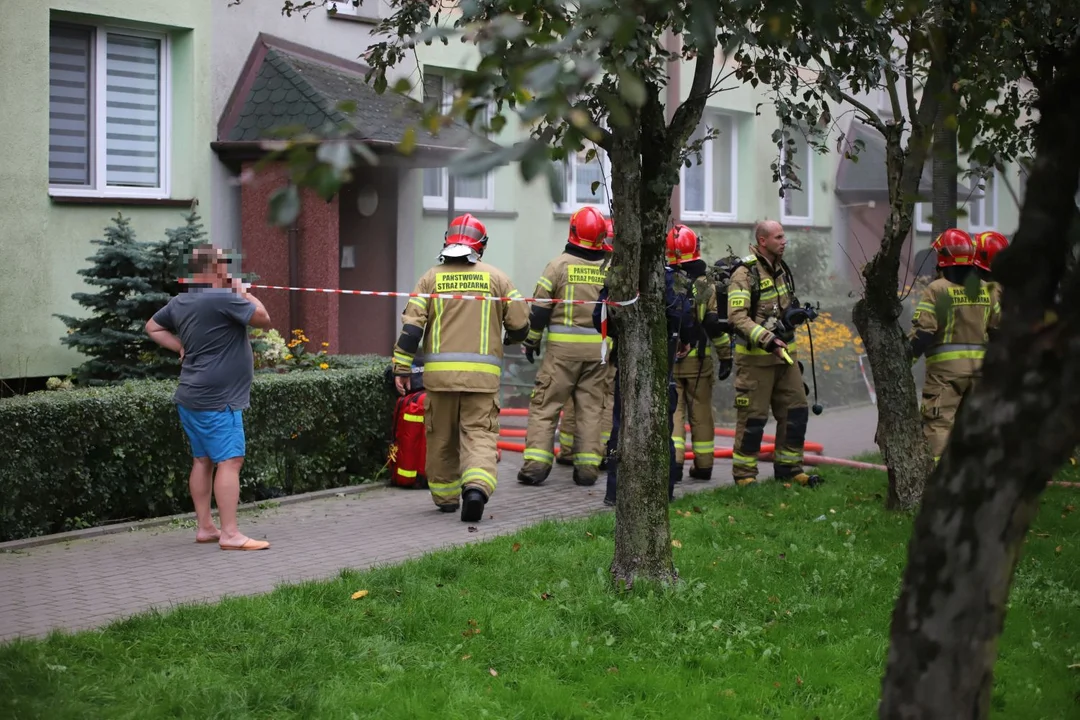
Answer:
[{"left": 2, "top": 466, "right": 1078, "bottom": 719}]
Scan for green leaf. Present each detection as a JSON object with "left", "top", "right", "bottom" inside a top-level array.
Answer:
[
  {"left": 399, "top": 126, "right": 417, "bottom": 155},
  {"left": 316, "top": 140, "right": 353, "bottom": 175},
  {"left": 268, "top": 185, "right": 301, "bottom": 227},
  {"left": 616, "top": 68, "right": 646, "bottom": 108}
]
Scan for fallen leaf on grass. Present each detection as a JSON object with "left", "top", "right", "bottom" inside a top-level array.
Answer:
[
  {"left": 773, "top": 682, "right": 781, "bottom": 688},
  {"left": 1056, "top": 545, "right": 1063, "bottom": 554},
  {"left": 780, "top": 503, "right": 788, "bottom": 509},
  {"left": 672, "top": 539, "right": 682, "bottom": 548},
  {"left": 607, "top": 666, "right": 619, "bottom": 673},
  {"left": 765, "top": 512, "right": 774, "bottom": 518},
  {"left": 468, "top": 526, "right": 478, "bottom": 533},
  {"left": 721, "top": 689, "right": 736, "bottom": 697},
  {"left": 829, "top": 508, "right": 836, "bottom": 514},
  {"left": 782, "top": 483, "right": 792, "bottom": 489},
  {"left": 461, "top": 654, "right": 472, "bottom": 660},
  {"left": 540, "top": 592, "right": 552, "bottom": 600},
  {"left": 676, "top": 510, "right": 693, "bottom": 518},
  {"left": 489, "top": 668, "right": 499, "bottom": 677},
  {"left": 1067, "top": 663, "right": 1080, "bottom": 669},
  {"left": 586, "top": 531, "right": 594, "bottom": 538},
  {"left": 796, "top": 675, "right": 803, "bottom": 686},
  {"left": 468, "top": 619, "right": 478, "bottom": 626},
  {"left": 512, "top": 542, "right": 521, "bottom": 553},
  {"left": 351, "top": 590, "right": 369, "bottom": 600},
  {"left": 728, "top": 515, "right": 736, "bottom": 524},
  {"left": 1034, "top": 532, "right": 1050, "bottom": 538}
]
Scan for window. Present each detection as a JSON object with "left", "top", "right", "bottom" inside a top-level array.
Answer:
[
  {"left": 914, "top": 203, "right": 933, "bottom": 233},
  {"left": 680, "top": 112, "right": 736, "bottom": 221},
  {"left": 326, "top": 0, "right": 383, "bottom": 21},
  {"left": 421, "top": 71, "right": 494, "bottom": 211},
  {"left": 967, "top": 164, "right": 997, "bottom": 230},
  {"left": 48, "top": 22, "right": 170, "bottom": 198},
  {"left": 553, "top": 147, "right": 612, "bottom": 212},
  {"left": 779, "top": 128, "right": 812, "bottom": 223}
]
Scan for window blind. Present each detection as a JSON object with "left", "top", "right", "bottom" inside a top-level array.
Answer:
[
  {"left": 105, "top": 32, "right": 161, "bottom": 188},
  {"left": 49, "top": 26, "right": 93, "bottom": 186}
]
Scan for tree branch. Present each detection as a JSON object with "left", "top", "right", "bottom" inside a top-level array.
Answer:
[
  {"left": 666, "top": 45, "right": 717, "bottom": 156},
  {"left": 905, "top": 32, "right": 916, "bottom": 119},
  {"left": 837, "top": 87, "right": 887, "bottom": 135}
]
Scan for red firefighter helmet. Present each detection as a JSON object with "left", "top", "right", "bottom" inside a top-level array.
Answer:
[
  {"left": 568, "top": 206, "right": 608, "bottom": 250},
  {"left": 973, "top": 230, "right": 1009, "bottom": 272},
  {"left": 665, "top": 224, "right": 700, "bottom": 265},
  {"left": 441, "top": 213, "right": 488, "bottom": 261},
  {"left": 932, "top": 228, "right": 975, "bottom": 268},
  {"left": 602, "top": 217, "right": 615, "bottom": 252}
]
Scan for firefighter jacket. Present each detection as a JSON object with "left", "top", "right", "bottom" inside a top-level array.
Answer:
[
  {"left": 527, "top": 244, "right": 609, "bottom": 362},
  {"left": 908, "top": 276, "right": 1001, "bottom": 376},
  {"left": 590, "top": 269, "right": 697, "bottom": 369},
  {"left": 677, "top": 260, "right": 732, "bottom": 362},
  {"left": 392, "top": 259, "right": 530, "bottom": 393},
  {"left": 727, "top": 246, "right": 799, "bottom": 367}
]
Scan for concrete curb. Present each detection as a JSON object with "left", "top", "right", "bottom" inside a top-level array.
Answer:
[{"left": 0, "top": 482, "right": 386, "bottom": 553}]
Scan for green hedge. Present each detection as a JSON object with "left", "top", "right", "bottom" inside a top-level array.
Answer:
[{"left": 0, "top": 356, "right": 395, "bottom": 542}]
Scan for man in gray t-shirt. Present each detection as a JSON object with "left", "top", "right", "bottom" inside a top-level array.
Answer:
[{"left": 147, "top": 244, "right": 273, "bottom": 551}]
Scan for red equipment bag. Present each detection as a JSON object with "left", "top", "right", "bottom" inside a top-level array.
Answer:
[{"left": 389, "top": 390, "right": 428, "bottom": 488}]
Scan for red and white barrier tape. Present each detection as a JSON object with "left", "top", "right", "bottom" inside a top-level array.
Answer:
[
  {"left": 243, "top": 283, "right": 640, "bottom": 306},
  {"left": 858, "top": 353, "right": 877, "bottom": 406}
]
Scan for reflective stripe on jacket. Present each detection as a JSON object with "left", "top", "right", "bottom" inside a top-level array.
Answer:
[
  {"left": 909, "top": 277, "right": 1001, "bottom": 376},
  {"left": 727, "top": 246, "right": 798, "bottom": 366},
  {"left": 392, "top": 260, "right": 529, "bottom": 392},
  {"left": 531, "top": 252, "right": 607, "bottom": 361}
]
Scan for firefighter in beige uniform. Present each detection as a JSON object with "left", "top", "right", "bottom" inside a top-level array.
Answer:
[
  {"left": 909, "top": 229, "right": 1001, "bottom": 462},
  {"left": 666, "top": 225, "right": 733, "bottom": 481},
  {"left": 392, "top": 213, "right": 530, "bottom": 523},
  {"left": 727, "top": 220, "right": 820, "bottom": 488},
  {"left": 556, "top": 216, "right": 616, "bottom": 467},
  {"left": 519, "top": 206, "right": 611, "bottom": 487}
]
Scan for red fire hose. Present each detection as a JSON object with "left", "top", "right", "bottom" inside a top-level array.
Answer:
[{"left": 495, "top": 440, "right": 776, "bottom": 459}]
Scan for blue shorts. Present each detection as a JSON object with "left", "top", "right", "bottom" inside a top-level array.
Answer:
[{"left": 177, "top": 406, "right": 246, "bottom": 464}]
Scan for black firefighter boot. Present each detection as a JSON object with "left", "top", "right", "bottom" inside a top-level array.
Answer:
[
  {"left": 461, "top": 489, "right": 487, "bottom": 523},
  {"left": 688, "top": 466, "right": 712, "bottom": 481}
]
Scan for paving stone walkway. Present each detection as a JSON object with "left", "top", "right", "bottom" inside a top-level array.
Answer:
[{"left": 0, "top": 404, "right": 879, "bottom": 643}]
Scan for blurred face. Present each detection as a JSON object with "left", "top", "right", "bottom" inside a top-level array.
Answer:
[
  {"left": 192, "top": 249, "right": 231, "bottom": 286},
  {"left": 757, "top": 222, "right": 787, "bottom": 260}
]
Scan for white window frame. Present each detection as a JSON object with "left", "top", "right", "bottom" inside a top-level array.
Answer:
[
  {"left": 553, "top": 146, "right": 613, "bottom": 214},
  {"left": 326, "top": 0, "right": 384, "bottom": 22},
  {"left": 779, "top": 128, "right": 813, "bottom": 224},
  {"left": 48, "top": 21, "right": 171, "bottom": 200},
  {"left": 914, "top": 203, "right": 933, "bottom": 233},
  {"left": 679, "top": 111, "right": 738, "bottom": 222},
  {"left": 421, "top": 71, "right": 495, "bottom": 212},
  {"left": 967, "top": 164, "right": 998, "bottom": 232}
]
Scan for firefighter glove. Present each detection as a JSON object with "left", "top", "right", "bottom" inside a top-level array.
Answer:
[
  {"left": 524, "top": 342, "right": 541, "bottom": 364},
  {"left": 717, "top": 358, "right": 733, "bottom": 381}
]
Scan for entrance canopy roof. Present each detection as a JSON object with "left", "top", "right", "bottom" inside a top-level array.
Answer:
[{"left": 213, "top": 34, "right": 497, "bottom": 170}]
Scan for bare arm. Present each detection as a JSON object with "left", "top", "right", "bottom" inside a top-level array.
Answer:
[
  {"left": 231, "top": 277, "right": 272, "bottom": 329},
  {"left": 146, "top": 318, "right": 184, "bottom": 359}
]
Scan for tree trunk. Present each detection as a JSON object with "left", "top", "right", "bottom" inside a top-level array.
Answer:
[
  {"left": 853, "top": 124, "right": 936, "bottom": 510},
  {"left": 606, "top": 111, "right": 677, "bottom": 589},
  {"left": 879, "top": 45, "right": 1080, "bottom": 719},
  {"left": 931, "top": 86, "right": 958, "bottom": 235},
  {"left": 931, "top": 5, "right": 958, "bottom": 236}
]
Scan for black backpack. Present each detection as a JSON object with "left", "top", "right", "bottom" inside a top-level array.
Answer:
[{"left": 711, "top": 253, "right": 796, "bottom": 326}]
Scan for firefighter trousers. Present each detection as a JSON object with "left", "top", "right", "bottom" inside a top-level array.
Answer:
[
  {"left": 920, "top": 369, "right": 976, "bottom": 461},
  {"left": 424, "top": 391, "right": 500, "bottom": 508},
  {"left": 605, "top": 369, "right": 679, "bottom": 504},
  {"left": 557, "top": 362, "right": 616, "bottom": 462},
  {"left": 731, "top": 361, "right": 809, "bottom": 484},
  {"left": 520, "top": 353, "right": 609, "bottom": 484},
  {"left": 671, "top": 356, "right": 716, "bottom": 475}
]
